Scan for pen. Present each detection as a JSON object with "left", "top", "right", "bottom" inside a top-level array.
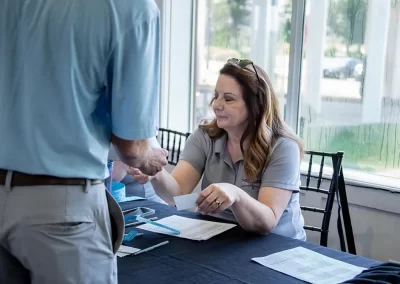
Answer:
[
  {"left": 133, "top": 240, "right": 169, "bottom": 256},
  {"left": 123, "top": 232, "right": 144, "bottom": 238},
  {"left": 122, "top": 207, "right": 138, "bottom": 214},
  {"left": 125, "top": 217, "right": 158, "bottom": 227}
]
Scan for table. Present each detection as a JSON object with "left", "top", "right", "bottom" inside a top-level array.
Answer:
[{"left": 117, "top": 200, "right": 379, "bottom": 284}]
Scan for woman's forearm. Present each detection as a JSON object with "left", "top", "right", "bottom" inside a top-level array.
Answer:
[
  {"left": 230, "top": 188, "right": 277, "bottom": 235},
  {"left": 151, "top": 169, "right": 184, "bottom": 205}
]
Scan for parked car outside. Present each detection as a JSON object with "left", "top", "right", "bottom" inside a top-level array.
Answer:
[{"left": 323, "top": 57, "right": 362, "bottom": 80}]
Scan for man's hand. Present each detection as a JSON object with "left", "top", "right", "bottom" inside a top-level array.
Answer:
[
  {"left": 138, "top": 147, "right": 168, "bottom": 176},
  {"left": 111, "top": 134, "right": 168, "bottom": 175}
]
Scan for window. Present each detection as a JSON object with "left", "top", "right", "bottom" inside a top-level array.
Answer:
[
  {"left": 160, "top": 0, "right": 400, "bottom": 188},
  {"left": 299, "top": 0, "right": 400, "bottom": 184},
  {"left": 194, "top": 0, "right": 292, "bottom": 127}
]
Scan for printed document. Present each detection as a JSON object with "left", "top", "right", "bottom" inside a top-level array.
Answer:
[
  {"left": 137, "top": 215, "right": 236, "bottom": 241},
  {"left": 252, "top": 246, "right": 366, "bottom": 284}
]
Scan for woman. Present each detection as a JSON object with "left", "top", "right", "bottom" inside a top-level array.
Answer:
[{"left": 132, "top": 58, "right": 306, "bottom": 240}]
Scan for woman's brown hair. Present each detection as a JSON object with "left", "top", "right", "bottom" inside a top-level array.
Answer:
[{"left": 200, "top": 61, "right": 304, "bottom": 182}]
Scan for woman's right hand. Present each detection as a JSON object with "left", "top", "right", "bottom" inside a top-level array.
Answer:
[{"left": 127, "top": 167, "right": 153, "bottom": 184}]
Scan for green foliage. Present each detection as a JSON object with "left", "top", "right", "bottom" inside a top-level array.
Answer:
[
  {"left": 327, "top": 0, "right": 368, "bottom": 47},
  {"left": 281, "top": 1, "right": 292, "bottom": 44},
  {"left": 210, "top": 0, "right": 251, "bottom": 52},
  {"left": 347, "top": 49, "right": 363, "bottom": 59},
  {"left": 301, "top": 121, "right": 400, "bottom": 174},
  {"left": 280, "top": 0, "right": 368, "bottom": 48},
  {"left": 324, "top": 46, "right": 337, "bottom": 57},
  {"left": 210, "top": 0, "right": 232, "bottom": 48}
]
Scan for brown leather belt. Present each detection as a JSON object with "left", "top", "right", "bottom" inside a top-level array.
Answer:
[{"left": 0, "top": 170, "right": 104, "bottom": 187}]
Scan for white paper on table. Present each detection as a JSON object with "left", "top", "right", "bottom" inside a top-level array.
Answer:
[
  {"left": 173, "top": 193, "right": 199, "bottom": 211},
  {"left": 122, "top": 196, "right": 146, "bottom": 202},
  {"left": 137, "top": 215, "right": 236, "bottom": 241},
  {"left": 252, "top": 247, "right": 366, "bottom": 284},
  {"left": 117, "top": 245, "right": 141, "bottom": 257}
]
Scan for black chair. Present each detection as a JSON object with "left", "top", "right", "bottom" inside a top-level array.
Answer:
[
  {"left": 301, "top": 150, "right": 357, "bottom": 255},
  {"left": 158, "top": 128, "right": 191, "bottom": 165}
]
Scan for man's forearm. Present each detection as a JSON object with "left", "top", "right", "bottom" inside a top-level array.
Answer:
[{"left": 111, "top": 134, "right": 150, "bottom": 168}]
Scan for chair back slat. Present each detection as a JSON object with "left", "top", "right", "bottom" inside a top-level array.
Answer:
[
  {"left": 177, "top": 135, "right": 182, "bottom": 164},
  {"left": 303, "top": 225, "right": 323, "bottom": 233},
  {"left": 167, "top": 131, "right": 170, "bottom": 153},
  {"left": 157, "top": 128, "right": 191, "bottom": 165},
  {"left": 161, "top": 131, "right": 165, "bottom": 148},
  {"left": 300, "top": 186, "right": 329, "bottom": 195},
  {"left": 306, "top": 154, "right": 313, "bottom": 187},
  {"left": 317, "top": 155, "right": 325, "bottom": 189},
  {"left": 171, "top": 134, "right": 177, "bottom": 162},
  {"left": 301, "top": 206, "right": 325, "bottom": 214}
]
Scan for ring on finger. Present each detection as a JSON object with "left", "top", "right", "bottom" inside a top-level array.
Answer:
[{"left": 215, "top": 200, "right": 223, "bottom": 207}]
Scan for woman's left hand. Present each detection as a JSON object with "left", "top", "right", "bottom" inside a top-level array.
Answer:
[{"left": 196, "top": 183, "right": 238, "bottom": 215}]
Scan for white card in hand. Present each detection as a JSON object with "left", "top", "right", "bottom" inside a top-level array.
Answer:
[{"left": 173, "top": 193, "right": 199, "bottom": 211}]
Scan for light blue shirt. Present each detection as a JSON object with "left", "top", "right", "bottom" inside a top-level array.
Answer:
[{"left": 0, "top": 0, "right": 160, "bottom": 179}]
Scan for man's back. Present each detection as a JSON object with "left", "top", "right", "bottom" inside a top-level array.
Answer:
[{"left": 0, "top": 0, "right": 160, "bottom": 179}]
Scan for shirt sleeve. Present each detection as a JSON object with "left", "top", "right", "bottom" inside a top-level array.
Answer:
[
  {"left": 105, "top": 5, "right": 160, "bottom": 140},
  {"left": 179, "top": 128, "right": 210, "bottom": 175},
  {"left": 261, "top": 138, "right": 301, "bottom": 192}
]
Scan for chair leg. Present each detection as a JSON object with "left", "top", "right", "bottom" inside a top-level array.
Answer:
[
  {"left": 338, "top": 171, "right": 357, "bottom": 255},
  {"left": 320, "top": 231, "right": 328, "bottom": 247}
]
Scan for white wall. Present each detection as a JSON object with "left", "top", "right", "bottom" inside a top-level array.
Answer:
[{"left": 300, "top": 175, "right": 400, "bottom": 262}]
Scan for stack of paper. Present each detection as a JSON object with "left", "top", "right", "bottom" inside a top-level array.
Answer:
[
  {"left": 137, "top": 215, "right": 236, "bottom": 241},
  {"left": 252, "top": 247, "right": 366, "bottom": 284}
]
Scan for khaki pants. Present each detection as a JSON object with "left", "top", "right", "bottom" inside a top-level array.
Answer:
[{"left": 0, "top": 171, "right": 125, "bottom": 284}]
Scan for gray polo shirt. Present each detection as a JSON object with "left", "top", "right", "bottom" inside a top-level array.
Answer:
[{"left": 180, "top": 128, "right": 306, "bottom": 241}]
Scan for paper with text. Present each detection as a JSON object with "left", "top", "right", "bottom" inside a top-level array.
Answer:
[
  {"left": 252, "top": 247, "right": 366, "bottom": 284},
  {"left": 173, "top": 193, "right": 199, "bottom": 211},
  {"left": 137, "top": 215, "right": 236, "bottom": 241},
  {"left": 117, "top": 245, "right": 141, "bottom": 257}
]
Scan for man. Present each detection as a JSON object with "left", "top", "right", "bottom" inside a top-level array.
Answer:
[{"left": 0, "top": 0, "right": 167, "bottom": 283}]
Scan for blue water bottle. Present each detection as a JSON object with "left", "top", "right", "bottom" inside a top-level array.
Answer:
[{"left": 106, "top": 160, "right": 114, "bottom": 192}]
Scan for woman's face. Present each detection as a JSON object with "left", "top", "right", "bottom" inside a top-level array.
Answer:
[{"left": 212, "top": 74, "right": 249, "bottom": 133}]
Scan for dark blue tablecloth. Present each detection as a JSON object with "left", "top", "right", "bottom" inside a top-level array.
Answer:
[{"left": 117, "top": 200, "right": 380, "bottom": 284}]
